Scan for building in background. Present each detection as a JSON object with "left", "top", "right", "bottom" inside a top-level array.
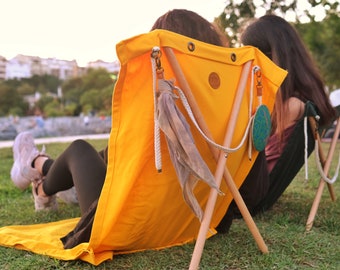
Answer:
[
  {"left": 5, "top": 55, "right": 31, "bottom": 79},
  {"left": 0, "top": 54, "right": 120, "bottom": 81},
  {"left": 87, "top": 59, "right": 120, "bottom": 73},
  {"left": 0, "top": 56, "right": 6, "bottom": 80}
]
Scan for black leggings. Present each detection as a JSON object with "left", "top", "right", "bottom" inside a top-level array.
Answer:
[{"left": 42, "top": 140, "right": 107, "bottom": 215}]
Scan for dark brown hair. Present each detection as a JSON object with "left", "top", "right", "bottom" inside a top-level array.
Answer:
[
  {"left": 241, "top": 15, "right": 336, "bottom": 135},
  {"left": 151, "top": 9, "right": 227, "bottom": 47}
]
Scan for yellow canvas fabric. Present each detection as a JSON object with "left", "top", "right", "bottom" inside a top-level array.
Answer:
[{"left": 0, "top": 30, "right": 287, "bottom": 265}]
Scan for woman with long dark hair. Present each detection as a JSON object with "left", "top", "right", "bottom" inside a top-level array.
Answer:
[
  {"left": 242, "top": 15, "right": 335, "bottom": 169},
  {"left": 217, "top": 15, "right": 336, "bottom": 233}
]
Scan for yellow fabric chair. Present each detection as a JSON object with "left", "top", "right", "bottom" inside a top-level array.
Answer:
[{"left": 0, "top": 30, "right": 287, "bottom": 265}]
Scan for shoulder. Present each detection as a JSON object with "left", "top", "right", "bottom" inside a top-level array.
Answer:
[
  {"left": 285, "top": 97, "right": 305, "bottom": 126},
  {"left": 287, "top": 96, "right": 305, "bottom": 109}
]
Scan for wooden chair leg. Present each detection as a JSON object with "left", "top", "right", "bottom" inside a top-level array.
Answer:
[
  {"left": 163, "top": 48, "right": 268, "bottom": 270},
  {"left": 306, "top": 117, "right": 339, "bottom": 231}
]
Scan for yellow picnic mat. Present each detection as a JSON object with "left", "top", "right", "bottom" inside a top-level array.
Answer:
[{"left": 0, "top": 30, "right": 287, "bottom": 265}]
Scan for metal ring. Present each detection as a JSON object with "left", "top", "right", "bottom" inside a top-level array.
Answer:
[
  {"left": 187, "top": 42, "right": 195, "bottom": 52},
  {"left": 230, "top": 53, "right": 237, "bottom": 62},
  {"left": 151, "top": 46, "right": 162, "bottom": 58}
]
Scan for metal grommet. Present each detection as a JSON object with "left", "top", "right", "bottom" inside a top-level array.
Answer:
[
  {"left": 230, "top": 53, "right": 237, "bottom": 62},
  {"left": 187, "top": 42, "right": 195, "bottom": 52}
]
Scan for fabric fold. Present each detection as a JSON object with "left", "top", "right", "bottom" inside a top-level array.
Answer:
[{"left": 157, "top": 79, "right": 221, "bottom": 220}]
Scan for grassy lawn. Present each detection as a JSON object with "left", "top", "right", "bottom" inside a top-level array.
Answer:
[{"left": 0, "top": 139, "right": 339, "bottom": 269}]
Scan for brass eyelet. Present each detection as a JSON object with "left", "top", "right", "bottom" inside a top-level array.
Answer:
[
  {"left": 230, "top": 53, "right": 237, "bottom": 62},
  {"left": 187, "top": 42, "right": 195, "bottom": 52}
]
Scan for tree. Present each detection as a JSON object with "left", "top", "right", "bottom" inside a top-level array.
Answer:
[
  {"left": 217, "top": 0, "right": 339, "bottom": 46},
  {"left": 24, "top": 74, "right": 61, "bottom": 94},
  {"left": 0, "top": 83, "right": 28, "bottom": 116},
  {"left": 322, "top": 14, "right": 340, "bottom": 90},
  {"left": 2, "top": 68, "right": 115, "bottom": 117},
  {"left": 59, "top": 68, "right": 114, "bottom": 115},
  {"left": 44, "top": 99, "right": 64, "bottom": 117},
  {"left": 35, "top": 95, "right": 55, "bottom": 116},
  {"left": 61, "top": 76, "right": 83, "bottom": 95},
  {"left": 216, "top": 0, "right": 340, "bottom": 88},
  {"left": 215, "top": 0, "right": 256, "bottom": 47},
  {"left": 17, "top": 82, "right": 35, "bottom": 95},
  {"left": 100, "top": 84, "right": 113, "bottom": 115},
  {"left": 79, "top": 89, "right": 102, "bottom": 114},
  {"left": 216, "top": 0, "right": 305, "bottom": 47},
  {"left": 82, "top": 68, "right": 113, "bottom": 92},
  {"left": 296, "top": 13, "right": 340, "bottom": 90}
]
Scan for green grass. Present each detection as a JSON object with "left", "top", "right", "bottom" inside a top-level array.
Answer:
[{"left": 0, "top": 140, "right": 339, "bottom": 269}]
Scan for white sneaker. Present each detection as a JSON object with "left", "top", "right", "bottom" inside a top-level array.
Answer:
[
  {"left": 10, "top": 131, "right": 45, "bottom": 190},
  {"left": 57, "top": 187, "right": 79, "bottom": 205},
  {"left": 32, "top": 182, "right": 58, "bottom": 211}
]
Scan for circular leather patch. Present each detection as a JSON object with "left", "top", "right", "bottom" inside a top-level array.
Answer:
[{"left": 208, "top": 72, "right": 220, "bottom": 89}]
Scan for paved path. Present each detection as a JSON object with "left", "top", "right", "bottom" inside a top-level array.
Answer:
[{"left": 0, "top": 133, "right": 110, "bottom": 149}]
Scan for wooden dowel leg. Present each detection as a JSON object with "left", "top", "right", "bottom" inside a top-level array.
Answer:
[
  {"left": 189, "top": 60, "right": 253, "bottom": 270},
  {"left": 324, "top": 118, "right": 340, "bottom": 202},
  {"left": 163, "top": 49, "right": 268, "bottom": 269},
  {"left": 306, "top": 117, "right": 339, "bottom": 231},
  {"left": 306, "top": 180, "right": 325, "bottom": 231}
]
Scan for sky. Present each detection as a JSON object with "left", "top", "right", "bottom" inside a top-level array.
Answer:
[{"left": 0, "top": 0, "right": 227, "bottom": 66}]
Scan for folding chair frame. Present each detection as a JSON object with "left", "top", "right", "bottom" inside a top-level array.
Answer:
[
  {"left": 306, "top": 115, "right": 339, "bottom": 231},
  {"left": 163, "top": 48, "right": 268, "bottom": 270}
]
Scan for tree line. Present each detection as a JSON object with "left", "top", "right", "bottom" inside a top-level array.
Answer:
[
  {"left": 0, "top": 68, "right": 115, "bottom": 117},
  {"left": 216, "top": 0, "right": 340, "bottom": 90}
]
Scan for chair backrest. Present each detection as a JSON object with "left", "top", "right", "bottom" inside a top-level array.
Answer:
[
  {"left": 89, "top": 30, "right": 287, "bottom": 257},
  {"left": 0, "top": 30, "right": 287, "bottom": 265}
]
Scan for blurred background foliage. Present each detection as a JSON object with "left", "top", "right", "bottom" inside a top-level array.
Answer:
[
  {"left": 216, "top": 0, "right": 340, "bottom": 90},
  {"left": 0, "top": 68, "right": 115, "bottom": 117}
]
